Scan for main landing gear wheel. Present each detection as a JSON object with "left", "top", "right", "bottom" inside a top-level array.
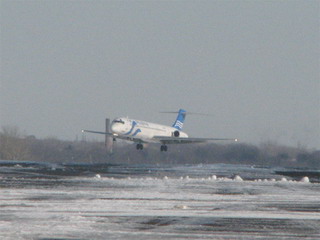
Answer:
[
  {"left": 136, "top": 143, "right": 143, "bottom": 150},
  {"left": 160, "top": 145, "right": 168, "bottom": 152}
]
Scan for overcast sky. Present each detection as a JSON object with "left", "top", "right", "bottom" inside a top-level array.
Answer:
[{"left": 1, "top": 0, "right": 319, "bottom": 149}]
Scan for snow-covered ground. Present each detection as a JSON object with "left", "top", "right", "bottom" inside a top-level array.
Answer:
[{"left": 0, "top": 162, "right": 319, "bottom": 239}]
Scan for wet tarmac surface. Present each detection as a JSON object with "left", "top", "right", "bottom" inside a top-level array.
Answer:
[{"left": 0, "top": 161, "right": 319, "bottom": 239}]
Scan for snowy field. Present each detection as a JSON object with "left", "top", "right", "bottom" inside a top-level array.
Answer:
[{"left": 0, "top": 162, "right": 319, "bottom": 240}]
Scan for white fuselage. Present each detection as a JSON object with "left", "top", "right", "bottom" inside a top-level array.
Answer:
[
  {"left": 82, "top": 109, "right": 237, "bottom": 152},
  {"left": 111, "top": 117, "right": 188, "bottom": 142}
]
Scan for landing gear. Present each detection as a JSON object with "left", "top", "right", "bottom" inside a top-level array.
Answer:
[
  {"left": 136, "top": 143, "right": 143, "bottom": 150},
  {"left": 160, "top": 145, "right": 168, "bottom": 152}
]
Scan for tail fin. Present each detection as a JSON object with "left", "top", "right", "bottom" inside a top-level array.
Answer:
[{"left": 172, "top": 109, "right": 186, "bottom": 130}]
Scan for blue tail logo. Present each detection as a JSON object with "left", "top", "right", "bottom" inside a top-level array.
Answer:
[{"left": 172, "top": 109, "right": 186, "bottom": 130}]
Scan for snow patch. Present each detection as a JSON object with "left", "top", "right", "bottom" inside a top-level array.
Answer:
[
  {"left": 233, "top": 175, "right": 243, "bottom": 181},
  {"left": 174, "top": 205, "right": 188, "bottom": 210},
  {"left": 300, "top": 176, "right": 310, "bottom": 183}
]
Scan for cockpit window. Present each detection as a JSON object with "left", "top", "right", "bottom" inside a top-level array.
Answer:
[{"left": 113, "top": 119, "right": 125, "bottom": 124}]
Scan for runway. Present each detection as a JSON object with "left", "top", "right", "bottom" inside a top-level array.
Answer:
[{"left": 0, "top": 162, "right": 319, "bottom": 239}]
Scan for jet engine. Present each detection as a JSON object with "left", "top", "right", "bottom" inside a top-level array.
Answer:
[{"left": 173, "top": 130, "right": 180, "bottom": 137}]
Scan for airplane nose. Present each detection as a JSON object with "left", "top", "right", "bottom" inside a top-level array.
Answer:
[{"left": 111, "top": 123, "right": 118, "bottom": 133}]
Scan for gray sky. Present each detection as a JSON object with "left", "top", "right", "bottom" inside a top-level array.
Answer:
[{"left": 1, "top": 0, "right": 319, "bottom": 149}]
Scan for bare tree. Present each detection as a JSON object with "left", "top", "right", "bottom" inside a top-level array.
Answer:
[{"left": 0, "top": 126, "right": 30, "bottom": 160}]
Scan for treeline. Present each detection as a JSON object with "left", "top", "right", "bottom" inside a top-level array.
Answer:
[{"left": 0, "top": 126, "right": 319, "bottom": 168}]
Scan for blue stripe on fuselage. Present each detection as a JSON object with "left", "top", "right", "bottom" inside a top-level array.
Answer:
[
  {"left": 132, "top": 129, "right": 141, "bottom": 137},
  {"left": 124, "top": 121, "right": 137, "bottom": 135}
]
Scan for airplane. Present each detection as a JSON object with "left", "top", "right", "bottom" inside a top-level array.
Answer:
[{"left": 82, "top": 109, "right": 237, "bottom": 152}]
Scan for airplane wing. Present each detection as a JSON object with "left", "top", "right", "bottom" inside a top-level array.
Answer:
[
  {"left": 82, "top": 130, "right": 112, "bottom": 135},
  {"left": 152, "top": 136, "right": 238, "bottom": 145},
  {"left": 82, "top": 130, "right": 237, "bottom": 145},
  {"left": 81, "top": 130, "right": 149, "bottom": 143}
]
